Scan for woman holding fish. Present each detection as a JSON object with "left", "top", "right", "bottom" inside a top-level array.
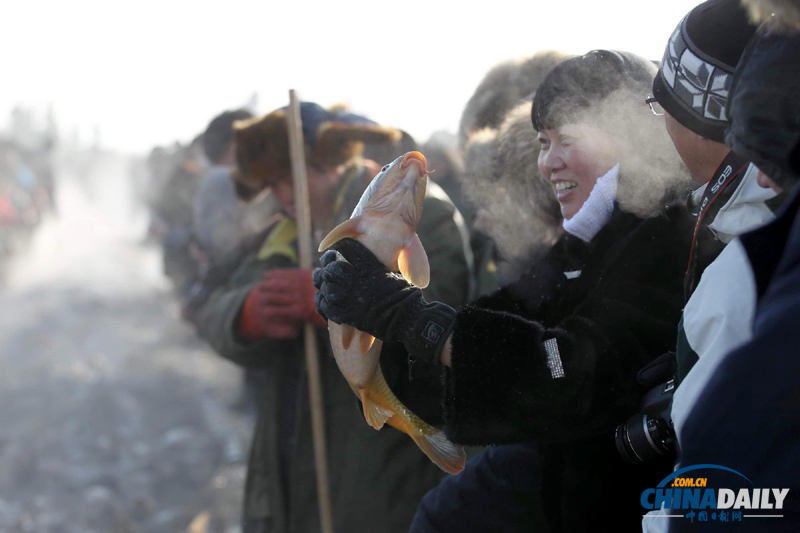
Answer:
[{"left": 314, "top": 51, "right": 700, "bottom": 532}]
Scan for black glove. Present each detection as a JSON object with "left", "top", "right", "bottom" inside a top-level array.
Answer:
[
  {"left": 637, "top": 352, "right": 677, "bottom": 389},
  {"left": 313, "top": 238, "right": 455, "bottom": 365}
]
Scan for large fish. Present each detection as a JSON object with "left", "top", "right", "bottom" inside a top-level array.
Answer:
[{"left": 318, "top": 151, "right": 466, "bottom": 475}]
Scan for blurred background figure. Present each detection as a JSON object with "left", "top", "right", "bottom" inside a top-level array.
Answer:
[
  {"left": 150, "top": 135, "right": 206, "bottom": 296},
  {"left": 194, "top": 109, "right": 253, "bottom": 268},
  {"left": 0, "top": 138, "right": 51, "bottom": 261},
  {"left": 458, "top": 50, "right": 571, "bottom": 148},
  {"left": 421, "top": 132, "right": 470, "bottom": 225},
  {"left": 143, "top": 145, "right": 177, "bottom": 236}
]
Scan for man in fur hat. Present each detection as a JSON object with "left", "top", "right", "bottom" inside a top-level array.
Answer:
[{"left": 193, "top": 102, "right": 473, "bottom": 533}]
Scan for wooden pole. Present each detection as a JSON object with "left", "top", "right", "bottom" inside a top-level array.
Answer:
[{"left": 286, "top": 89, "right": 335, "bottom": 533}]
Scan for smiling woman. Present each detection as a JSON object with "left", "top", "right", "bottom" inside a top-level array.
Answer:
[
  {"left": 531, "top": 49, "right": 691, "bottom": 226},
  {"left": 313, "top": 49, "right": 702, "bottom": 532},
  {"left": 536, "top": 123, "right": 619, "bottom": 220}
]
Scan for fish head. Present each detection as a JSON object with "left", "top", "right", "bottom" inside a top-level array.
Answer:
[{"left": 353, "top": 151, "right": 430, "bottom": 228}]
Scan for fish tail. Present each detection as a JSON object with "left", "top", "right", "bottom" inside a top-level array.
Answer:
[
  {"left": 369, "top": 366, "right": 466, "bottom": 475},
  {"left": 409, "top": 429, "right": 466, "bottom": 476}
]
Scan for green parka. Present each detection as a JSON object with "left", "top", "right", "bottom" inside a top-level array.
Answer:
[{"left": 195, "top": 163, "right": 473, "bottom": 533}]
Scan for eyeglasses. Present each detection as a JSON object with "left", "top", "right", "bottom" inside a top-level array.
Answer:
[{"left": 645, "top": 94, "right": 665, "bottom": 116}]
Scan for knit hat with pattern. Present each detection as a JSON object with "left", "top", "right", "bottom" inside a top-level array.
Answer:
[{"left": 653, "top": 0, "right": 758, "bottom": 142}]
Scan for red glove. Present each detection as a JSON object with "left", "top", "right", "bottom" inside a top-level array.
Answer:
[
  {"left": 238, "top": 268, "right": 326, "bottom": 340},
  {"left": 258, "top": 268, "right": 327, "bottom": 327}
]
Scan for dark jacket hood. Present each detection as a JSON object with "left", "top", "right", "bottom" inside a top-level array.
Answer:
[{"left": 726, "top": 31, "right": 800, "bottom": 189}]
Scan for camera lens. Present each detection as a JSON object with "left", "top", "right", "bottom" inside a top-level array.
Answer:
[{"left": 614, "top": 414, "right": 674, "bottom": 464}]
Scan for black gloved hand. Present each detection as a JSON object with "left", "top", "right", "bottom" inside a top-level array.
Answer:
[
  {"left": 313, "top": 238, "right": 455, "bottom": 365},
  {"left": 637, "top": 352, "right": 677, "bottom": 389}
]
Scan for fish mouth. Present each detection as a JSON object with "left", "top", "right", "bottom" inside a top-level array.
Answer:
[
  {"left": 400, "top": 151, "right": 430, "bottom": 175},
  {"left": 393, "top": 152, "right": 428, "bottom": 229}
]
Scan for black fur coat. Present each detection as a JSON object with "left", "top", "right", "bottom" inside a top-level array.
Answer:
[{"left": 436, "top": 204, "right": 696, "bottom": 532}]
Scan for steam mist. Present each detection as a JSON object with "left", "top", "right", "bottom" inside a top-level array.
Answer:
[
  {"left": 577, "top": 87, "right": 694, "bottom": 219},
  {"left": 0, "top": 151, "right": 251, "bottom": 531},
  {"left": 4, "top": 156, "right": 160, "bottom": 293}
]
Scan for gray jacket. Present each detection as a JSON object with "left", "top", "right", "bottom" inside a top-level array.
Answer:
[{"left": 193, "top": 165, "right": 241, "bottom": 261}]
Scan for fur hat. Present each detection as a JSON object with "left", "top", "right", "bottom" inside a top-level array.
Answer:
[
  {"left": 653, "top": 0, "right": 758, "bottom": 142},
  {"left": 463, "top": 103, "right": 561, "bottom": 280},
  {"left": 232, "top": 102, "right": 401, "bottom": 200},
  {"left": 459, "top": 51, "right": 571, "bottom": 147}
]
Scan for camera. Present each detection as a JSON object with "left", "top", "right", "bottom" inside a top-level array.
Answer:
[{"left": 614, "top": 378, "right": 676, "bottom": 464}]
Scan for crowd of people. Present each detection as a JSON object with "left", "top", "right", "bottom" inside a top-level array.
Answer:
[
  {"left": 0, "top": 139, "right": 56, "bottom": 258},
  {"left": 145, "top": 0, "right": 799, "bottom": 531}
]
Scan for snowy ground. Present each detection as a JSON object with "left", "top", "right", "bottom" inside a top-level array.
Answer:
[{"left": 0, "top": 155, "right": 253, "bottom": 533}]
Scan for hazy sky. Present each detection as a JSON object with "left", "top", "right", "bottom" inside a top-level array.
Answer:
[{"left": 2, "top": 0, "right": 699, "bottom": 153}]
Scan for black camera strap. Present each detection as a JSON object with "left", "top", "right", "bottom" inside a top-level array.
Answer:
[{"left": 684, "top": 150, "right": 751, "bottom": 299}]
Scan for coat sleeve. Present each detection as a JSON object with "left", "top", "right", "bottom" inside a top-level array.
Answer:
[
  {"left": 193, "top": 252, "right": 301, "bottom": 369},
  {"left": 443, "top": 215, "right": 689, "bottom": 446}
]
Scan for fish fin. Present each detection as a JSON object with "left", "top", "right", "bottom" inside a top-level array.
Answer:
[
  {"left": 359, "top": 390, "right": 393, "bottom": 430},
  {"left": 410, "top": 430, "right": 466, "bottom": 476},
  {"left": 369, "top": 365, "right": 465, "bottom": 475},
  {"left": 318, "top": 216, "right": 363, "bottom": 252},
  {"left": 397, "top": 233, "right": 430, "bottom": 288},
  {"left": 341, "top": 324, "right": 356, "bottom": 350},
  {"left": 357, "top": 331, "right": 375, "bottom": 355}
]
